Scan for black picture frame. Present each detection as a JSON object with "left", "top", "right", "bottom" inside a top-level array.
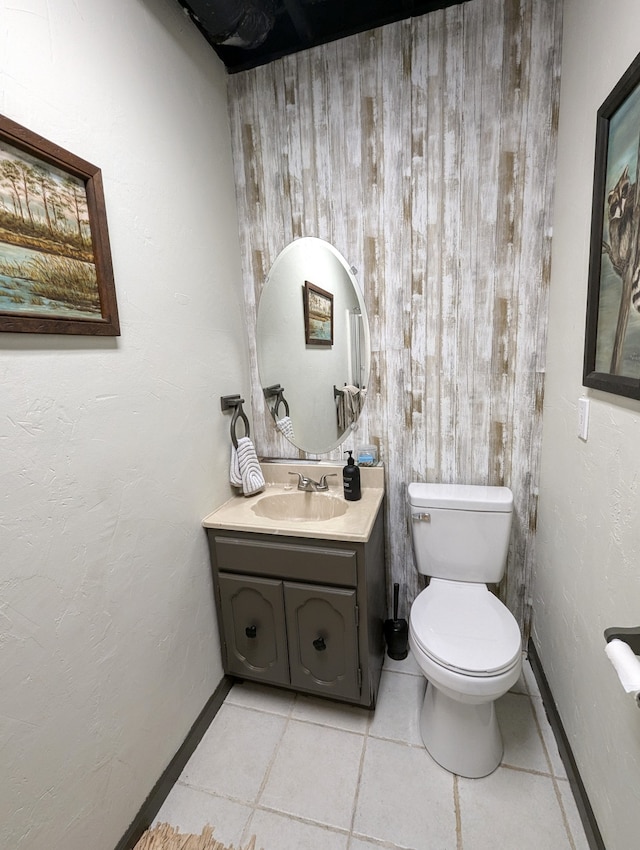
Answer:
[
  {"left": 303, "top": 280, "right": 333, "bottom": 346},
  {"left": 583, "top": 52, "right": 640, "bottom": 399},
  {"left": 0, "top": 113, "right": 119, "bottom": 336}
]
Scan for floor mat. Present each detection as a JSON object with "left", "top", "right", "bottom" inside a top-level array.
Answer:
[{"left": 133, "top": 823, "right": 261, "bottom": 850}]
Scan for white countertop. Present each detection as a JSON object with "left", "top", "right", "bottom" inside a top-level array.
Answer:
[{"left": 202, "top": 461, "right": 384, "bottom": 543}]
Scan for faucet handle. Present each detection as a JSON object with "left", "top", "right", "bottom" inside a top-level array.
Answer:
[
  {"left": 318, "top": 473, "right": 338, "bottom": 489},
  {"left": 289, "top": 471, "right": 305, "bottom": 484}
]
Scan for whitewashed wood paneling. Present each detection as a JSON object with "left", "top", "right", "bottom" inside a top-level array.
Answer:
[{"left": 227, "top": 0, "right": 563, "bottom": 635}]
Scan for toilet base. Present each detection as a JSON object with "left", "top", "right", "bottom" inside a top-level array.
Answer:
[{"left": 420, "top": 682, "right": 503, "bottom": 778}]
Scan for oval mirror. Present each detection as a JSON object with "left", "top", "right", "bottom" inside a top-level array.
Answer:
[{"left": 256, "top": 237, "right": 370, "bottom": 454}]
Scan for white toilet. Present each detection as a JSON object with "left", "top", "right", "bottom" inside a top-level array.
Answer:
[{"left": 407, "top": 482, "right": 522, "bottom": 778}]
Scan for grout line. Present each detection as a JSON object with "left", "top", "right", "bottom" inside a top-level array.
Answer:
[
  {"left": 350, "top": 832, "right": 416, "bottom": 850},
  {"left": 220, "top": 700, "right": 295, "bottom": 721},
  {"left": 550, "top": 774, "right": 578, "bottom": 850},
  {"left": 367, "top": 732, "right": 425, "bottom": 748},
  {"left": 348, "top": 705, "right": 371, "bottom": 838},
  {"left": 225, "top": 693, "right": 370, "bottom": 736},
  {"left": 453, "top": 774, "right": 463, "bottom": 850},
  {"left": 526, "top": 687, "right": 556, "bottom": 775},
  {"left": 239, "top": 807, "right": 259, "bottom": 850},
  {"left": 499, "top": 763, "right": 554, "bottom": 778},
  {"left": 252, "top": 712, "right": 291, "bottom": 807},
  {"left": 527, "top": 690, "right": 578, "bottom": 850},
  {"left": 236, "top": 703, "right": 296, "bottom": 848},
  {"left": 174, "top": 782, "right": 257, "bottom": 809},
  {"left": 252, "top": 803, "right": 351, "bottom": 837},
  {"left": 285, "top": 715, "right": 369, "bottom": 735},
  {"left": 381, "top": 666, "right": 422, "bottom": 679}
]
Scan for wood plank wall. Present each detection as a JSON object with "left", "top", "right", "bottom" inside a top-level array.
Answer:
[{"left": 227, "top": 0, "right": 563, "bottom": 636}]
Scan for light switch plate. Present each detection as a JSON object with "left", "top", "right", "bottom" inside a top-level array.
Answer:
[{"left": 578, "top": 397, "right": 589, "bottom": 440}]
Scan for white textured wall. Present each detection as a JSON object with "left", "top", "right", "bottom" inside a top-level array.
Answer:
[
  {"left": 0, "top": 3, "right": 250, "bottom": 849},
  {"left": 535, "top": 1, "right": 640, "bottom": 847}
]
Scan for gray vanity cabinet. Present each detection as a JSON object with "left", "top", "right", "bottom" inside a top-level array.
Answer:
[{"left": 206, "top": 503, "right": 385, "bottom": 708}]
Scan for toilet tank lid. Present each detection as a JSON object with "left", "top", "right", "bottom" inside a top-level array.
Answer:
[{"left": 408, "top": 483, "right": 513, "bottom": 512}]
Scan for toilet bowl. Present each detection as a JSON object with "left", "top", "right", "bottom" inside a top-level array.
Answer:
[
  {"left": 409, "top": 578, "right": 521, "bottom": 777},
  {"left": 407, "top": 483, "right": 523, "bottom": 778}
]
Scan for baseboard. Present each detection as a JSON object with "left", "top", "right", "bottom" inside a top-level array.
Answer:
[
  {"left": 114, "top": 675, "right": 233, "bottom": 850},
  {"left": 527, "top": 639, "right": 605, "bottom": 850}
]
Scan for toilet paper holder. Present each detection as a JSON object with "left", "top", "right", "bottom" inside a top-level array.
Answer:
[{"left": 604, "top": 626, "right": 640, "bottom": 655}]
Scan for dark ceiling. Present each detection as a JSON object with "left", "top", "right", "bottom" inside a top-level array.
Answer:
[{"left": 177, "top": 0, "right": 459, "bottom": 73}]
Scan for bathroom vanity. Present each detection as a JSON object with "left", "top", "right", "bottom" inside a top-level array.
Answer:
[{"left": 202, "top": 462, "right": 386, "bottom": 708}]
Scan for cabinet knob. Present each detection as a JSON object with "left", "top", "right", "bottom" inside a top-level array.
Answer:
[
  {"left": 245, "top": 625, "right": 257, "bottom": 639},
  {"left": 313, "top": 636, "right": 327, "bottom": 651}
]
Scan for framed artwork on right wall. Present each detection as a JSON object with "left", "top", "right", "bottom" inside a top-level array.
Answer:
[{"left": 584, "top": 50, "right": 640, "bottom": 399}]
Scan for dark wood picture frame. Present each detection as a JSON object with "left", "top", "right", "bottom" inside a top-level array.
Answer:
[
  {"left": 584, "top": 52, "right": 640, "bottom": 398},
  {"left": 0, "top": 113, "right": 119, "bottom": 335},
  {"left": 303, "top": 280, "right": 333, "bottom": 346}
]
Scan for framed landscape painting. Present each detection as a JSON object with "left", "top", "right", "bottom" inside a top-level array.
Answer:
[
  {"left": 0, "top": 113, "right": 119, "bottom": 335},
  {"left": 584, "top": 51, "right": 640, "bottom": 398},
  {"left": 303, "top": 280, "right": 333, "bottom": 346}
]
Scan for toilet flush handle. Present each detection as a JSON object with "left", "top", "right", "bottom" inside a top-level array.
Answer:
[{"left": 412, "top": 512, "right": 431, "bottom": 523}]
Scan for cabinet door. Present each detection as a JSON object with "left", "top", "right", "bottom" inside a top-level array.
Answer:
[
  {"left": 284, "top": 582, "right": 360, "bottom": 701},
  {"left": 218, "top": 574, "right": 289, "bottom": 685}
]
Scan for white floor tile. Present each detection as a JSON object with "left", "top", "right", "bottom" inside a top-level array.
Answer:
[
  {"left": 523, "top": 658, "right": 542, "bottom": 697},
  {"left": 530, "top": 694, "right": 567, "bottom": 778},
  {"left": 353, "top": 737, "right": 457, "bottom": 849},
  {"left": 225, "top": 681, "right": 296, "bottom": 716},
  {"left": 178, "top": 704, "right": 286, "bottom": 803},
  {"left": 291, "top": 692, "right": 371, "bottom": 734},
  {"left": 244, "top": 808, "right": 349, "bottom": 850},
  {"left": 382, "top": 651, "right": 422, "bottom": 676},
  {"left": 458, "top": 766, "right": 572, "bottom": 850},
  {"left": 556, "top": 779, "right": 592, "bottom": 850},
  {"left": 496, "top": 691, "right": 549, "bottom": 773},
  {"left": 368, "top": 670, "right": 425, "bottom": 746},
  {"left": 259, "top": 719, "right": 365, "bottom": 830},
  {"left": 153, "top": 784, "right": 252, "bottom": 845},
  {"left": 509, "top": 662, "right": 528, "bottom": 695}
]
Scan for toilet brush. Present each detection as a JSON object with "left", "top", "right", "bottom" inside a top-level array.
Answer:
[{"left": 384, "top": 582, "right": 409, "bottom": 660}]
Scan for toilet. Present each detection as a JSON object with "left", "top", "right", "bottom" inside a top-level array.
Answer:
[{"left": 407, "top": 482, "right": 522, "bottom": 779}]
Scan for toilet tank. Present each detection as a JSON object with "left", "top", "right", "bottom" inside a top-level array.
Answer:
[{"left": 408, "top": 483, "right": 513, "bottom": 583}]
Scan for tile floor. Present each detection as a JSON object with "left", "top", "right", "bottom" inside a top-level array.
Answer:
[{"left": 154, "top": 653, "right": 590, "bottom": 850}]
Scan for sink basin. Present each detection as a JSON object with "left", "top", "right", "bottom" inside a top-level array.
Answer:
[{"left": 251, "top": 492, "right": 348, "bottom": 522}]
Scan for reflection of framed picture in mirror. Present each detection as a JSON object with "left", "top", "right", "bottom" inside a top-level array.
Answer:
[
  {"left": 0, "top": 113, "right": 119, "bottom": 335},
  {"left": 303, "top": 280, "right": 333, "bottom": 345}
]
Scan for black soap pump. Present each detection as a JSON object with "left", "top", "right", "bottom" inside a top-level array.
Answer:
[{"left": 343, "top": 450, "right": 361, "bottom": 501}]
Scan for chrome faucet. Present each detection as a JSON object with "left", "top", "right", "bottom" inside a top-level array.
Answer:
[{"left": 289, "top": 471, "right": 337, "bottom": 492}]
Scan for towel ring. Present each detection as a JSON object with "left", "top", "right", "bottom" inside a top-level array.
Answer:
[
  {"left": 273, "top": 392, "right": 289, "bottom": 419},
  {"left": 230, "top": 402, "right": 250, "bottom": 448},
  {"left": 220, "top": 394, "right": 251, "bottom": 448},
  {"left": 263, "top": 384, "right": 290, "bottom": 420}
]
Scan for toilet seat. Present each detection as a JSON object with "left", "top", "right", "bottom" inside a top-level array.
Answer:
[{"left": 410, "top": 580, "right": 521, "bottom": 677}]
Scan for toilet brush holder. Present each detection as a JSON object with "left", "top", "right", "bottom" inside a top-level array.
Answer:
[{"left": 384, "top": 582, "right": 409, "bottom": 660}]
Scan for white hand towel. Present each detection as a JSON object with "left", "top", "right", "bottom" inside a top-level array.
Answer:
[
  {"left": 277, "top": 415, "right": 295, "bottom": 440},
  {"left": 336, "top": 385, "right": 364, "bottom": 431},
  {"left": 229, "top": 444, "right": 243, "bottom": 488},
  {"left": 236, "top": 436, "right": 266, "bottom": 496}
]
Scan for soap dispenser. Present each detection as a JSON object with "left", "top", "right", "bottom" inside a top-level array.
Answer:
[{"left": 343, "top": 450, "right": 361, "bottom": 501}]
